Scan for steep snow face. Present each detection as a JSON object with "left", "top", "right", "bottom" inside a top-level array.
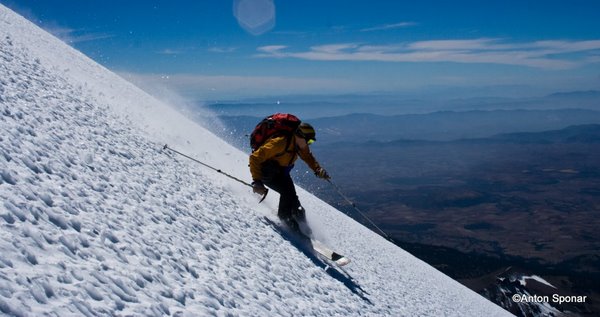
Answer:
[{"left": 0, "top": 5, "right": 511, "bottom": 317}]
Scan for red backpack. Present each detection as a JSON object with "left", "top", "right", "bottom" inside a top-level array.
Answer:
[{"left": 250, "top": 113, "right": 301, "bottom": 152}]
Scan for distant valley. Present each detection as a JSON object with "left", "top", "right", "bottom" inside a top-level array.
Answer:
[
  {"left": 300, "top": 124, "right": 600, "bottom": 263},
  {"left": 302, "top": 124, "right": 600, "bottom": 316}
]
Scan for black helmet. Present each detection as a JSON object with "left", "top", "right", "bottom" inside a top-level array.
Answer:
[{"left": 296, "top": 122, "right": 316, "bottom": 143}]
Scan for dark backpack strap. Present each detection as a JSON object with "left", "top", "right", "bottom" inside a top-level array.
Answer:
[{"left": 272, "top": 134, "right": 298, "bottom": 166}]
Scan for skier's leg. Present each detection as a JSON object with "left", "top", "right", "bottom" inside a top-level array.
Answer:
[
  {"left": 277, "top": 174, "right": 313, "bottom": 235},
  {"left": 261, "top": 162, "right": 310, "bottom": 234},
  {"left": 262, "top": 167, "right": 296, "bottom": 230}
]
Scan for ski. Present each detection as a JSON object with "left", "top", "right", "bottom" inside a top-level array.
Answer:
[
  {"left": 310, "top": 239, "right": 351, "bottom": 267},
  {"left": 263, "top": 216, "right": 351, "bottom": 267},
  {"left": 294, "top": 219, "right": 351, "bottom": 267}
]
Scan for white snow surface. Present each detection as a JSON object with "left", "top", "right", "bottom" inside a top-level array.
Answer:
[
  {"left": 0, "top": 5, "right": 512, "bottom": 316},
  {"left": 518, "top": 275, "right": 557, "bottom": 289}
]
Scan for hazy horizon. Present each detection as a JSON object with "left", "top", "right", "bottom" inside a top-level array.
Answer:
[{"left": 199, "top": 89, "right": 600, "bottom": 119}]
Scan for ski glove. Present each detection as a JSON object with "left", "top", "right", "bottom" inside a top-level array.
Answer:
[
  {"left": 315, "top": 167, "right": 330, "bottom": 180},
  {"left": 252, "top": 181, "right": 268, "bottom": 196}
]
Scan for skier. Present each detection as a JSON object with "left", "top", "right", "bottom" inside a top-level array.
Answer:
[{"left": 249, "top": 121, "right": 330, "bottom": 232}]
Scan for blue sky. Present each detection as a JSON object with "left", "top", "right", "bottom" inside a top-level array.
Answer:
[{"left": 3, "top": 0, "right": 600, "bottom": 100}]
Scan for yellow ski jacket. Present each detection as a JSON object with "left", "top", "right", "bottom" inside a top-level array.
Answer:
[{"left": 249, "top": 135, "right": 321, "bottom": 181}]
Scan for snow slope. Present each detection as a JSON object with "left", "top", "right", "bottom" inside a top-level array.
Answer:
[{"left": 0, "top": 5, "right": 511, "bottom": 316}]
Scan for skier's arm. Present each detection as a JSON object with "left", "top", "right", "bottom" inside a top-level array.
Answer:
[
  {"left": 296, "top": 136, "right": 329, "bottom": 179},
  {"left": 297, "top": 144, "right": 321, "bottom": 173}
]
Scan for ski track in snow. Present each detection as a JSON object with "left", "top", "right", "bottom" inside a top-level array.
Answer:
[{"left": 0, "top": 5, "right": 512, "bottom": 317}]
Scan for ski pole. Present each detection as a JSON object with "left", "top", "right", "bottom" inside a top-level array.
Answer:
[
  {"left": 162, "top": 144, "right": 268, "bottom": 203},
  {"left": 326, "top": 179, "right": 394, "bottom": 242}
]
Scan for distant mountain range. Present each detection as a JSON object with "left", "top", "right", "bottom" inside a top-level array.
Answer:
[
  {"left": 547, "top": 90, "right": 600, "bottom": 99},
  {"left": 484, "top": 124, "right": 600, "bottom": 144},
  {"left": 204, "top": 90, "right": 600, "bottom": 119},
  {"left": 353, "top": 124, "right": 600, "bottom": 147},
  {"left": 214, "top": 109, "right": 600, "bottom": 147}
]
